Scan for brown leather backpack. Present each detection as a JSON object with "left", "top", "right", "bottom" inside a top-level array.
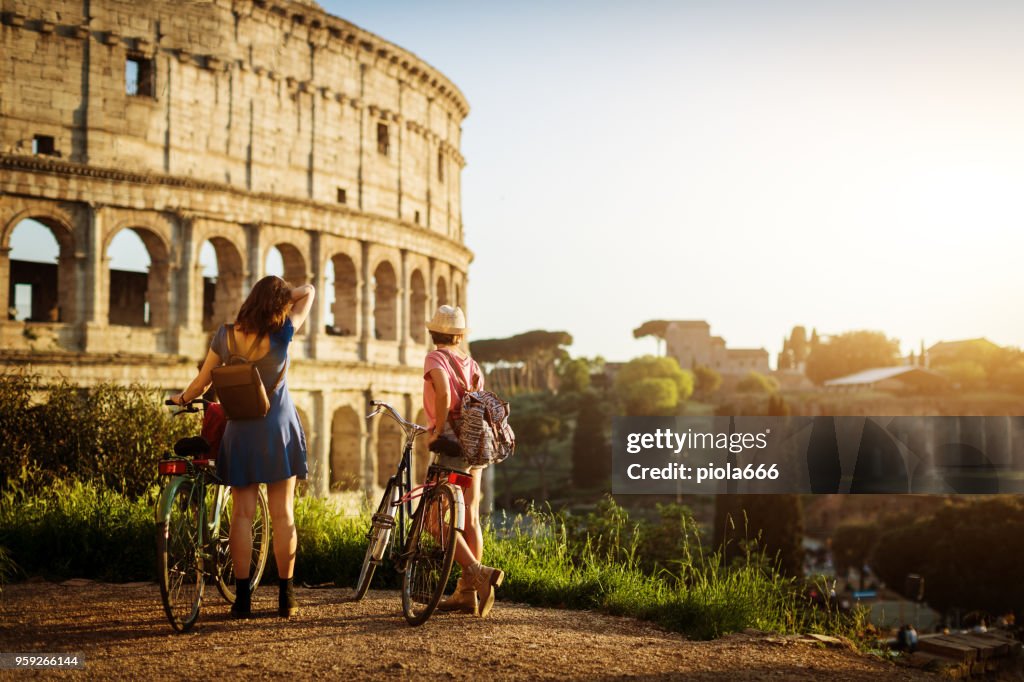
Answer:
[{"left": 210, "top": 324, "right": 286, "bottom": 420}]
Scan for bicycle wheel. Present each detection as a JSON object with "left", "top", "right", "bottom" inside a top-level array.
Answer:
[
  {"left": 353, "top": 480, "right": 398, "bottom": 601},
  {"left": 215, "top": 484, "right": 270, "bottom": 604},
  {"left": 401, "top": 483, "right": 459, "bottom": 626},
  {"left": 157, "top": 478, "right": 205, "bottom": 632}
]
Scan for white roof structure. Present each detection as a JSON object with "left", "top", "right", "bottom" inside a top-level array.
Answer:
[{"left": 823, "top": 366, "right": 946, "bottom": 388}]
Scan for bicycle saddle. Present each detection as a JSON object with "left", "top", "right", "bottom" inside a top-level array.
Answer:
[{"left": 174, "top": 436, "right": 212, "bottom": 458}]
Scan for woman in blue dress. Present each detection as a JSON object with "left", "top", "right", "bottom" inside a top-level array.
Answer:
[{"left": 173, "top": 275, "right": 315, "bottom": 618}]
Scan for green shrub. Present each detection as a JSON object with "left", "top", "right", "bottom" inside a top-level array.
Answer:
[{"left": 0, "top": 374, "right": 197, "bottom": 497}]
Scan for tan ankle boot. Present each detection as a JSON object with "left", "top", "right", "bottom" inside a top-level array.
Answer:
[
  {"left": 466, "top": 562, "right": 505, "bottom": 619},
  {"left": 436, "top": 574, "right": 478, "bottom": 614}
]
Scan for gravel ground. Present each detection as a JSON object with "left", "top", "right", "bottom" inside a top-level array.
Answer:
[{"left": 0, "top": 580, "right": 936, "bottom": 680}]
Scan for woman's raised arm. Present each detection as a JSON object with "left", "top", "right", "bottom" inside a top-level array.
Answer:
[{"left": 288, "top": 283, "right": 316, "bottom": 332}]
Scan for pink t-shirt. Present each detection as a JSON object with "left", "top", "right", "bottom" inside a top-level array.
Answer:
[{"left": 423, "top": 349, "right": 484, "bottom": 430}]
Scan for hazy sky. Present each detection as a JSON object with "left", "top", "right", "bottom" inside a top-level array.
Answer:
[
  {"left": 12, "top": 1, "right": 1023, "bottom": 362},
  {"left": 324, "top": 0, "right": 1024, "bottom": 361}
]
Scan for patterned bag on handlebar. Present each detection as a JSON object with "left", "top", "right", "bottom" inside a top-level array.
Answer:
[{"left": 439, "top": 350, "right": 515, "bottom": 466}]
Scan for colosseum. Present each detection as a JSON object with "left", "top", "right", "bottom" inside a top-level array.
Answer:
[{"left": 0, "top": 0, "right": 472, "bottom": 503}]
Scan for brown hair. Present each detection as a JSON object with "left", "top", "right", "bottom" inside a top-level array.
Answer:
[
  {"left": 234, "top": 275, "right": 292, "bottom": 335},
  {"left": 430, "top": 331, "right": 462, "bottom": 346}
]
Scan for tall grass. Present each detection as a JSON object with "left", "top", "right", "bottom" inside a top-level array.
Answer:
[{"left": 0, "top": 478, "right": 866, "bottom": 641}]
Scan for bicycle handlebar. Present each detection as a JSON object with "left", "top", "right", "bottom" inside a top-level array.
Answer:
[
  {"left": 165, "top": 398, "right": 206, "bottom": 413},
  {"left": 366, "top": 400, "right": 428, "bottom": 437}
]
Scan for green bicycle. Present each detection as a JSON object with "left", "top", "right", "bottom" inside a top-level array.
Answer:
[{"left": 156, "top": 399, "right": 270, "bottom": 632}]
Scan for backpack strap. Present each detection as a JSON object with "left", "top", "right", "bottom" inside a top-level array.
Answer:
[
  {"left": 438, "top": 349, "right": 481, "bottom": 392},
  {"left": 228, "top": 324, "right": 266, "bottom": 361},
  {"left": 226, "top": 323, "right": 286, "bottom": 396}
]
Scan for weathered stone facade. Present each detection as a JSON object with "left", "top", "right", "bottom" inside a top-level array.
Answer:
[{"left": 0, "top": 0, "right": 471, "bottom": 505}]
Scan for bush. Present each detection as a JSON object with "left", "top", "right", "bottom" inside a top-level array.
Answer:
[
  {"left": 736, "top": 371, "right": 778, "bottom": 394},
  {"left": 0, "top": 374, "right": 197, "bottom": 497}
]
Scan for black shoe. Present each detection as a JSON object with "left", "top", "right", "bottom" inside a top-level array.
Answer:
[
  {"left": 279, "top": 577, "right": 299, "bottom": 618},
  {"left": 230, "top": 601, "right": 253, "bottom": 619}
]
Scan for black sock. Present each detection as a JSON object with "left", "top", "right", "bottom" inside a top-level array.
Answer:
[{"left": 234, "top": 576, "right": 251, "bottom": 611}]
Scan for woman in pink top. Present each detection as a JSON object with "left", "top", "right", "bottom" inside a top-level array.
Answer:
[{"left": 423, "top": 305, "right": 504, "bottom": 618}]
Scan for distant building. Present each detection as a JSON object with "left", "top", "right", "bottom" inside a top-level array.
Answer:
[
  {"left": 926, "top": 338, "right": 1001, "bottom": 367},
  {"left": 634, "top": 320, "right": 770, "bottom": 375}
]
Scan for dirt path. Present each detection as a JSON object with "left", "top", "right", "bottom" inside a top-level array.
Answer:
[{"left": 0, "top": 580, "right": 934, "bottom": 680}]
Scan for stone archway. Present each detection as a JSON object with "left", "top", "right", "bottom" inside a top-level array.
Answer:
[
  {"left": 266, "top": 243, "right": 308, "bottom": 335},
  {"left": 435, "top": 275, "right": 448, "bottom": 308},
  {"left": 409, "top": 269, "right": 427, "bottom": 344},
  {"left": 326, "top": 253, "right": 358, "bottom": 336},
  {"left": 373, "top": 260, "right": 398, "bottom": 341},
  {"left": 330, "top": 405, "right": 362, "bottom": 492},
  {"left": 199, "top": 236, "right": 245, "bottom": 330},
  {"left": 376, "top": 413, "right": 403, "bottom": 488},
  {"left": 3, "top": 217, "right": 76, "bottom": 323},
  {"left": 106, "top": 226, "right": 170, "bottom": 328}
]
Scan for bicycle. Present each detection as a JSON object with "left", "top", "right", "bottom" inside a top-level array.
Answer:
[
  {"left": 155, "top": 398, "right": 270, "bottom": 632},
  {"left": 353, "top": 400, "right": 473, "bottom": 625}
]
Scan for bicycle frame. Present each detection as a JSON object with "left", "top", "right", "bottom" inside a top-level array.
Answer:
[
  {"left": 154, "top": 463, "right": 229, "bottom": 565},
  {"left": 365, "top": 401, "right": 467, "bottom": 567}
]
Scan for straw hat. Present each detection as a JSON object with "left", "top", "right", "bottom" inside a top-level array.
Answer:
[{"left": 426, "top": 305, "right": 469, "bottom": 335}]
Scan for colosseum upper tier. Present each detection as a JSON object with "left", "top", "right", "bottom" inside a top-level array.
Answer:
[{"left": 0, "top": 0, "right": 472, "bottom": 499}]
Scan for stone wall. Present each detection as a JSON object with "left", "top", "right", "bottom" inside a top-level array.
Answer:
[{"left": 0, "top": 0, "right": 471, "bottom": 506}]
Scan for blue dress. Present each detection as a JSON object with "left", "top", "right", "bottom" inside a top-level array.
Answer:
[{"left": 211, "top": 318, "right": 308, "bottom": 487}]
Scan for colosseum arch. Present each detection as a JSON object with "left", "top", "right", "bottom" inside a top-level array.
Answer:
[
  {"left": 372, "top": 260, "right": 399, "bottom": 341},
  {"left": 265, "top": 243, "right": 308, "bottom": 286},
  {"left": 105, "top": 225, "right": 171, "bottom": 328},
  {"left": 2, "top": 214, "right": 77, "bottom": 324},
  {"left": 326, "top": 252, "right": 358, "bottom": 337},
  {"left": 435, "top": 275, "right": 449, "bottom": 308},
  {"left": 376, "top": 411, "right": 404, "bottom": 488},
  {"left": 409, "top": 269, "right": 427, "bottom": 345},
  {"left": 199, "top": 236, "right": 245, "bottom": 331},
  {"left": 330, "top": 405, "right": 362, "bottom": 492},
  {"left": 454, "top": 280, "right": 463, "bottom": 310}
]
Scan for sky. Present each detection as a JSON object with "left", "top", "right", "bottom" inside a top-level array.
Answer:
[
  {"left": 12, "top": 1, "right": 1024, "bottom": 362},
  {"left": 323, "top": 0, "right": 1024, "bottom": 361}
]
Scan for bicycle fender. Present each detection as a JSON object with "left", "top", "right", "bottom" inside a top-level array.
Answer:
[
  {"left": 449, "top": 484, "right": 466, "bottom": 533},
  {"left": 155, "top": 476, "right": 191, "bottom": 525}
]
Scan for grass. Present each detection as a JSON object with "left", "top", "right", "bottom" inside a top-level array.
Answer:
[{"left": 0, "top": 477, "right": 869, "bottom": 642}]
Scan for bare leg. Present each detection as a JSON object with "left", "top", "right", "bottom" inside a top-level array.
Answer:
[
  {"left": 266, "top": 476, "right": 297, "bottom": 579},
  {"left": 463, "top": 469, "right": 484, "bottom": 562},
  {"left": 229, "top": 485, "right": 258, "bottom": 579},
  {"left": 454, "top": 469, "right": 484, "bottom": 567}
]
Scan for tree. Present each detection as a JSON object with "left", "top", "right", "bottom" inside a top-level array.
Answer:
[
  {"left": 614, "top": 355, "right": 694, "bottom": 416},
  {"left": 571, "top": 390, "right": 611, "bottom": 488},
  {"left": 557, "top": 357, "right": 592, "bottom": 394},
  {"left": 509, "top": 392, "right": 567, "bottom": 500},
  {"left": 693, "top": 364, "right": 722, "bottom": 400},
  {"left": 471, "top": 330, "right": 573, "bottom": 394},
  {"left": 788, "top": 326, "right": 809, "bottom": 365},
  {"left": 804, "top": 330, "right": 902, "bottom": 385},
  {"left": 736, "top": 370, "right": 777, "bottom": 394}
]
